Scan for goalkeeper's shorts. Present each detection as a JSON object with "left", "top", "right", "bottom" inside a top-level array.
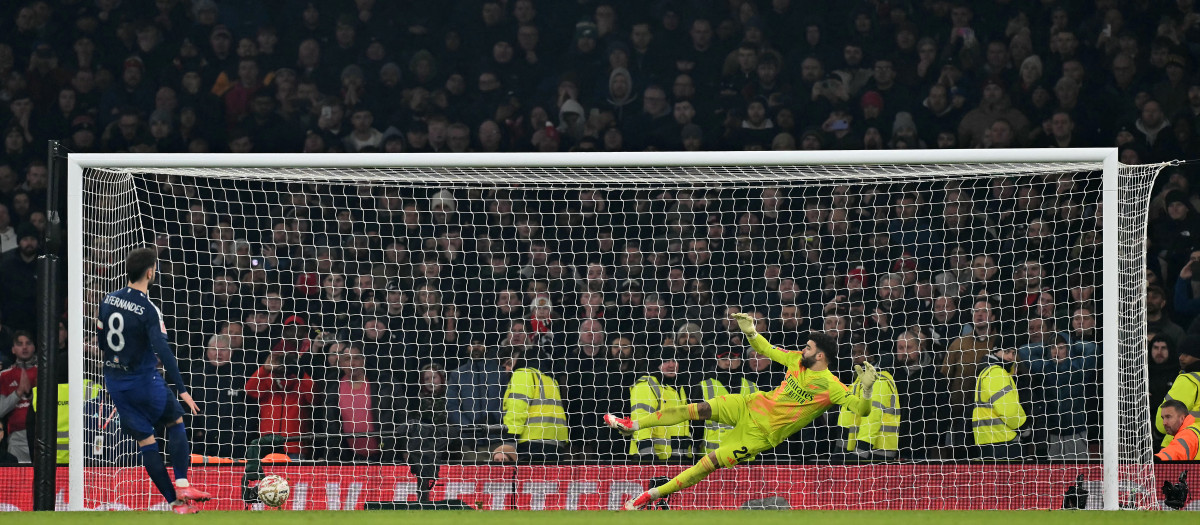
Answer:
[{"left": 706, "top": 393, "right": 773, "bottom": 467}]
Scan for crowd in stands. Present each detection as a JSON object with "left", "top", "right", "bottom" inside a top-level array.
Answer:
[{"left": 1, "top": 0, "right": 1199, "bottom": 466}]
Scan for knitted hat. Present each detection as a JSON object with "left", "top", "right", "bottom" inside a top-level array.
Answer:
[
  {"left": 860, "top": 91, "right": 884, "bottom": 109},
  {"left": 1180, "top": 334, "right": 1200, "bottom": 359},
  {"left": 893, "top": 111, "right": 917, "bottom": 134},
  {"left": 16, "top": 223, "right": 39, "bottom": 241}
]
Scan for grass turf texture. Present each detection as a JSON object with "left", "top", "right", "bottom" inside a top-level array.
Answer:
[{"left": 14, "top": 511, "right": 1199, "bottom": 525}]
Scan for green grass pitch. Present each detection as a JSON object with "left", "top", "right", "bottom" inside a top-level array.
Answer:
[{"left": 15, "top": 510, "right": 1200, "bottom": 525}]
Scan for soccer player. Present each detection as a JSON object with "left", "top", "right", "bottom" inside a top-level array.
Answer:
[
  {"left": 604, "top": 312, "right": 876, "bottom": 510},
  {"left": 97, "top": 248, "right": 211, "bottom": 513}
]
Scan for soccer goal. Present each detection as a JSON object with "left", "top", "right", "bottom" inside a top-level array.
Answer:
[{"left": 67, "top": 149, "right": 1164, "bottom": 511}]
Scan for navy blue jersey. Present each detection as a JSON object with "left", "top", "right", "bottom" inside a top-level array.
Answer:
[{"left": 97, "top": 287, "right": 187, "bottom": 395}]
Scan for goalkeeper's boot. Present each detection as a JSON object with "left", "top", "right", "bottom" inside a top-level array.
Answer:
[
  {"left": 176, "top": 485, "right": 213, "bottom": 503},
  {"left": 171, "top": 501, "right": 200, "bottom": 514},
  {"left": 623, "top": 491, "right": 654, "bottom": 510},
  {"left": 603, "top": 414, "right": 635, "bottom": 436}
]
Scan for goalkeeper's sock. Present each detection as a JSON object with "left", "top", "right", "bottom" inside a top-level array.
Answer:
[
  {"left": 650, "top": 452, "right": 718, "bottom": 498},
  {"left": 165, "top": 422, "right": 190, "bottom": 483},
  {"left": 634, "top": 404, "right": 702, "bottom": 429},
  {"left": 139, "top": 442, "right": 178, "bottom": 503}
]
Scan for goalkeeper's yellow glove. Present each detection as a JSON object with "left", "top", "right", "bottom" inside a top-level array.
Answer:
[
  {"left": 731, "top": 312, "right": 758, "bottom": 338},
  {"left": 854, "top": 362, "right": 878, "bottom": 398}
]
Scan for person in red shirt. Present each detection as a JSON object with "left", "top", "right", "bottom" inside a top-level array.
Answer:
[
  {"left": 247, "top": 351, "right": 314, "bottom": 457},
  {"left": 0, "top": 331, "right": 37, "bottom": 462}
]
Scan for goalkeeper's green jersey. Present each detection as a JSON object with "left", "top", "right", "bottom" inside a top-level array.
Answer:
[{"left": 743, "top": 334, "right": 872, "bottom": 446}]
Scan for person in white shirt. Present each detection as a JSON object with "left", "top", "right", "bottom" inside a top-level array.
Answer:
[
  {"left": 342, "top": 108, "right": 384, "bottom": 152},
  {"left": 0, "top": 204, "right": 16, "bottom": 254}
]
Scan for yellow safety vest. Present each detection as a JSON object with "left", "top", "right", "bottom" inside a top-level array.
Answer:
[
  {"left": 501, "top": 367, "right": 569, "bottom": 444},
  {"left": 1156, "top": 371, "right": 1200, "bottom": 447},
  {"left": 696, "top": 377, "right": 758, "bottom": 453},
  {"left": 629, "top": 375, "right": 689, "bottom": 459},
  {"left": 838, "top": 369, "right": 899, "bottom": 452},
  {"left": 32, "top": 381, "right": 100, "bottom": 464},
  {"left": 972, "top": 364, "right": 1026, "bottom": 445}
]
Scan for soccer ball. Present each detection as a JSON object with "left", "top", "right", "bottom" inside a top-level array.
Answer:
[{"left": 257, "top": 475, "right": 290, "bottom": 508}]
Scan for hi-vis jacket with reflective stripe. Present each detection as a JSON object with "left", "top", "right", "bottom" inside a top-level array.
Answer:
[
  {"left": 837, "top": 369, "right": 899, "bottom": 452},
  {"left": 696, "top": 377, "right": 759, "bottom": 453},
  {"left": 501, "top": 367, "right": 568, "bottom": 444},
  {"left": 1155, "top": 414, "right": 1200, "bottom": 461},
  {"left": 33, "top": 381, "right": 100, "bottom": 464},
  {"left": 629, "top": 375, "right": 689, "bottom": 459},
  {"left": 1156, "top": 371, "right": 1200, "bottom": 447},
  {"left": 971, "top": 364, "right": 1026, "bottom": 445}
]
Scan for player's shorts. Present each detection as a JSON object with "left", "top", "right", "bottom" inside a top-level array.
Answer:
[
  {"left": 705, "top": 393, "right": 773, "bottom": 468},
  {"left": 108, "top": 378, "right": 184, "bottom": 441}
]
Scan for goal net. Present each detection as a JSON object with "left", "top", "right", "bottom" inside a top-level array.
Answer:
[{"left": 68, "top": 151, "right": 1164, "bottom": 511}]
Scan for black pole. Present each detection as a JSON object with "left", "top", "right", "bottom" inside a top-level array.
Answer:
[
  {"left": 33, "top": 141, "right": 66, "bottom": 511},
  {"left": 33, "top": 255, "right": 60, "bottom": 511}
]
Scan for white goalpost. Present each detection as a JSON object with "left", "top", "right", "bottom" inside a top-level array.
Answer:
[{"left": 66, "top": 149, "right": 1162, "bottom": 511}]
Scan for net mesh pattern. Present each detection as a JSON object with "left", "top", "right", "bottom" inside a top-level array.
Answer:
[{"left": 75, "top": 161, "right": 1163, "bottom": 510}]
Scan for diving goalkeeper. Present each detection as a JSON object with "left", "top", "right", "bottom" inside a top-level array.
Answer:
[{"left": 603, "top": 312, "right": 876, "bottom": 510}]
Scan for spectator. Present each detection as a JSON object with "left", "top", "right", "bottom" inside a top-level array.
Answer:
[
  {"left": 314, "top": 343, "right": 399, "bottom": 462},
  {"left": 0, "top": 331, "right": 35, "bottom": 462},
  {"left": 1148, "top": 336, "right": 1180, "bottom": 439},
  {"left": 563, "top": 319, "right": 609, "bottom": 448},
  {"left": 246, "top": 351, "right": 315, "bottom": 458},
  {"left": 495, "top": 349, "right": 567, "bottom": 463},
  {"left": 1028, "top": 334, "right": 1089, "bottom": 460},
  {"left": 943, "top": 297, "right": 1002, "bottom": 450},
  {"left": 693, "top": 347, "right": 753, "bottom": 455},
  {"left": 1155, "top": 334, "right": 1200, "bottom": 448},
  {"left": 186, "top": 334, "right": 252, "bottom": 459},
  {"left": 879, "top": 328, "right": 949, "bottom": 461},
  {"left": 972, "top": 346, "right": 1026, "bottom": 460},
  {"left": 343, "top": 108, "right": 383, "bottom": 152},
  {"left": 837, "top": 348, "right": 899, "bottom": 460},
  {"left": 1133, "top": 99, "right": 1181, "bottom": 162},
  {"left": 0, "top": 224, "right": 38, "bottom": 334},
  {"left": 590, "top": 335, "right": 642, "bottom": 456},
  {"left": 1147, "top": 285, "right": 1185, "bottom": 346},
  {"left": 313, "top": 273, "right": 350, "bottom": 332},
  {"left": 958, "top": 78, "right": 1030, "bottom": 148},
  {"left": 628, "top": 347, "right": 690, "bottom": 460},
  {"left": 99, "top": 58, "right": 154, "bottom": 125},
  {"left": 271, "top": 315, "right": 311, "bottom": 356},
  {"left": 915, "top": 84, "right": 964, "bottom": 146},
  {"left": 406, "top": 363, "right": 449, "bottom": 499},
  {"left": 0, "top": 204, "right": 15, "bottom": 253},
  {"left": 1066, "top": 306, "right": 1100, "bottom": 371},
  {"left": 1154, "top": 193, "right": 1200, "bottom": 280},
  {"left": 447, "top": 340, "right": 506, "bottom": 459},
  {"left": 1017, "top": 317, "right": 1059, "bottom": 363}
]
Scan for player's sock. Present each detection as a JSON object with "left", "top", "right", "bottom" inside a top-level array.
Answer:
[
  {"left": 652, "top": 453, "right": 718, "bottom": 498},
  {"left": 139, "top": 442, "right": 177, "bottom": 503},
  {"left": 165, "top": 422, "right": 190, "bottom": 483},
  {"left": 634, "top": 403, "right": 702, "bottom": 429}
]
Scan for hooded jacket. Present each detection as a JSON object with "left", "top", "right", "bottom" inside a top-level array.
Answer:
[
  {"left": 972, "top": 353, "right": 1026, "bottom": 445},
  {"left": 629, "top": 361, "right": 690, "bottom": 459},
  {"left": 1148, "top": 337, "right": 1180, "bottom": 414},
  {"left": 557, "top": 98, "right": 587, "bottom": 142}
]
